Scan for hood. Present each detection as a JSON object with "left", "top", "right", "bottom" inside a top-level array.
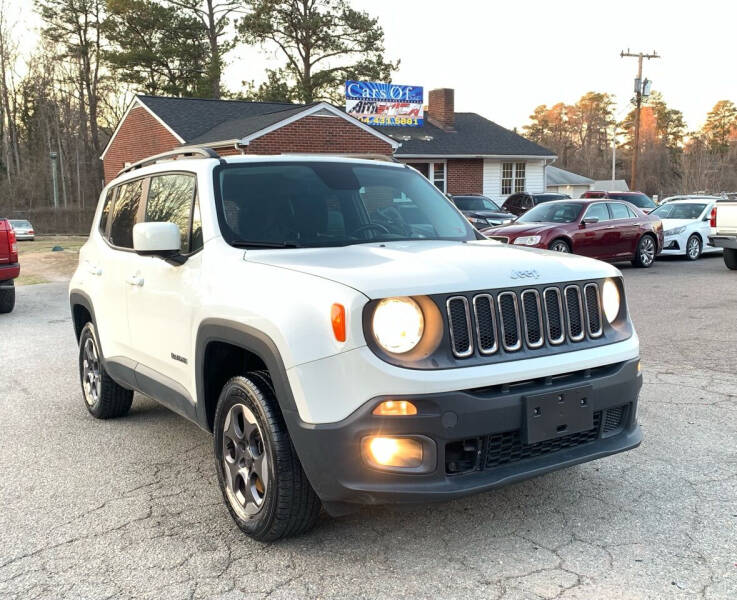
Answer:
[
  {"left": 660, "top": 218, "right": 695, "bottom": 230},
  {"left": 464, "top": 210, "right": 516, "bottom": 221},
  {"left": 244, "top": 240, "right": 619, "bottom": 298},
  {"left": 482, "top": 222, "right": 562, "bottom": 237}
]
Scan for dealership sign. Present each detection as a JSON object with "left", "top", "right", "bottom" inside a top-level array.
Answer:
[{"left": 345, "top": 81, "right": 423, "bottom": 127}]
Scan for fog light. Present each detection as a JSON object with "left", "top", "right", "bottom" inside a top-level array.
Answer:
[
  {"left": 372, "top": 400, "right": 417, "bottom": 416},
  {"left": 362, "top": 436, "right": 423, "bottom": 468}
]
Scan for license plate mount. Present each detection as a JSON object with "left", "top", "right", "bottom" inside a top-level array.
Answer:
[{"left": 523, "top": 386, "right": 594, "bottom": 445}]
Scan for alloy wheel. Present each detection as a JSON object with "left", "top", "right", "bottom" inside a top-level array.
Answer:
[
  {"left": 550, "top": 241, "right": 570, "bottom": 252},
  {"left": 222, "top": 403, "right": 269, "bottom": 518},
  {"left": 640, "top": 237, "right": 655, "bottom": 266},
  {"left": 82, "top": 337, "right": 101, "bottom": 406},
  {"left": 687, "top": 237, "right": 700, "bottom": 260}
]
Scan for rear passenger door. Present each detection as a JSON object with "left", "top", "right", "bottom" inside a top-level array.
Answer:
[
  {"left": 125, "top": 172, "right": 203, "bottom": 409},
  {"left": 608, "top": 202, "right": 639, "bottom": 257}
]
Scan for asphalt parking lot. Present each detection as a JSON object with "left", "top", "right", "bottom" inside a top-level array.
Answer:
[{"left": 1, "top": 254, "right": 736, "bottom": 599}]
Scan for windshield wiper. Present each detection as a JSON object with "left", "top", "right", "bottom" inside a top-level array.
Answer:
[{"left": 230, "top": 240, "right": 300, "bottom": 249}]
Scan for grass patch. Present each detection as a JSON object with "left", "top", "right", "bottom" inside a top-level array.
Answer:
[
  {"left": 17, "top": 235, "right": 88, "bottom": 256},
  {"left": 16, "top": 235, "right": 88, "bottom": 286}
]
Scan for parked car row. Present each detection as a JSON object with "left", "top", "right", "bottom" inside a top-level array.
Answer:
[{"left": 481, "top": 199, "right": 663, "bottom": 268}]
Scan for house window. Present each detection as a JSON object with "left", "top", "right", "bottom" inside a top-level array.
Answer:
[
  {"left": 501, "top": 163, "right": 513, "bottom": 195},
  {"left": 515, "top": 162, "right": 526, "bottom": 192},
  {"left": 431, "top": 162, "right": 446, "bottom": 192},
  {"left": 501, "top": 162, "right": 526, "bottom": 195}
]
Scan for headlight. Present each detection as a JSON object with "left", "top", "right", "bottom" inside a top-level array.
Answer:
[
  {"left": 372, "top": 297, "right": 424, "bottom": 354},
  {"left": 664, "top": 226, "right": 686, "bottom": 236},
  {"left": 467, "top": 217, "right": 488, "bottom": 228},
  {"left": 513, "top": 235, "right": 542, "bottom": 246},
  {"left": 602, "top": 279, "right": 621, "bottom": 323}
]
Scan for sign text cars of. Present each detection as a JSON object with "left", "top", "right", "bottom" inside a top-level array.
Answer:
[{"left": 345, "top": 81, "right": 424, "bottom": 127}]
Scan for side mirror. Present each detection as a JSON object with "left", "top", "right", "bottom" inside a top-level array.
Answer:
[
  {"left": 581, "top": 217, "right": 600, "bottom": 226},
  {"left": 133, "top": 222, "right": 186, "bottom": 265}
]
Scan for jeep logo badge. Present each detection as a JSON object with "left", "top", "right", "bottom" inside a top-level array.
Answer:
[{"left": 511, "top": 269, "right": 540, "bottom": 280}]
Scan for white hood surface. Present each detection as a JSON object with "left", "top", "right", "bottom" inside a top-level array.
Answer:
[{"left": 245, "top": 240, "right": 620, "bottom": 298}]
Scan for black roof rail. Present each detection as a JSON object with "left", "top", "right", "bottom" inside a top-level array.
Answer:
[{"left": 117, "top": 147, "right": 225, "bottom": 177}]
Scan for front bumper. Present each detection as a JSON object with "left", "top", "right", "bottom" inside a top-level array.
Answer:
[{"left": 285, "top": 358, "right": 642, "bottom": 509}]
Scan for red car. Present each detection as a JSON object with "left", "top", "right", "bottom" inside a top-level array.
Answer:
[
  {"left": 581, "top": 190, "right": 657, "bottom": 213},
  {"left": 482, "top": 199, "right": 664, "bottom": 268},
  {"left": 0, "top": 218, "right": 19, "bottom": 312}
]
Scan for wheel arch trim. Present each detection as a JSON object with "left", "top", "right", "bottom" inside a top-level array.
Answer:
[{"left": 194, "top": 319, "right": 299, "bottom": 432}]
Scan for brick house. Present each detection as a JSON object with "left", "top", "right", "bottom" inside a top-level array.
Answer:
[{"left": 101, "top": 88, "right": 555, "bottom": 204}]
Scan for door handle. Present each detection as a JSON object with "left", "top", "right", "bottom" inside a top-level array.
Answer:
[{"left": 125, "top": 275, "right": 144, "bottom": 287}]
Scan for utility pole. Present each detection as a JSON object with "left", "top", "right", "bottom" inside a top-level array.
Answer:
[
  {"left": 49, "top": 152, "right": 59, "bottom": 209},
  {"left": 620, "top": 49, "right": 660, "bottom": 190}
]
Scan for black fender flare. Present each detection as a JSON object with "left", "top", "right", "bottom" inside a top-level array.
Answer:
[
  {"left": 69, "top": 289, "right": 97, "bottom": 342},
  {"left": 194, "top": 319, "right": 300, "bottom": 432}
]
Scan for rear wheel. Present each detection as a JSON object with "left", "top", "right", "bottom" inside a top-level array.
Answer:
[
  {"left": 0, "top": 281, "right": 15, "bottom": 313},
  {"left": 724, "top": 248, "right": 737, "bottom": 270},
  {"left": 685, "top": 235, "right": 702, "bottom": 260},
  {"left": 214, "top": 374, "right": 321, "bottom": 541},
  {"left": 632, "top": 235, "right": 656, "bottom": 268},
  {"left": 78, "top": 322, "right": 133, "bottom": 418},
  {"left": 548, "top": 239, "right": 571, "bottom": 253}
]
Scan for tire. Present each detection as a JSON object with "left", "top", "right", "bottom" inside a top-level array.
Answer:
[
  {"left": 78, "top": 322, "right": 133, "bottom": 419},
  {"left": 548, "top": 239, "right": 571, "bottom": 253},
  {"left": 724, "top": 248, "right": 737, "bottom": 270},
  {"left": 632, "top": 234, "right": 657, "bottom": 268},
  {"left": 0, "top": 281, "right": 15, "bottom": 313},
  {"left": 685, "top": 234, "right": 702, "bottom": 261},
  {"left": 214, "top": 374, "right": 321, "bottom": 541}
]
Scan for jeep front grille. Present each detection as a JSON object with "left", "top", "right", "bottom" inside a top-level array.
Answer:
[{"left": 445, "top": 282, "right": 605, "bottom": 359}]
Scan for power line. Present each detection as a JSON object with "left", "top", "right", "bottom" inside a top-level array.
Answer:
[{"left": 620, "top": 49, "right": 661, "bottom": 189}]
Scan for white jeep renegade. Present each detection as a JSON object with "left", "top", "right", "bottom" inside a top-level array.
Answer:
[{"left": 70, "top": 149, "right": 642, "bottom": 540}]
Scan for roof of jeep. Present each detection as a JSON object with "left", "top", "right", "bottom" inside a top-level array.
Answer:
[{"left": 110, "top": 153, "right": 406, "bottom": 185}]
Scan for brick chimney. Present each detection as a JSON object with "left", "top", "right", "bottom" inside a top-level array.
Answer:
[{"left": 428, "top": 88, "right": 455, "bottom": 131}]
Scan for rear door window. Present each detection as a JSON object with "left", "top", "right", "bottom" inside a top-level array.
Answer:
[
  {"left": 145, "top": 173, "right": 199, "bottom": 253},
  {"left": 109, "top": 179, "right": 144, "bottom": 249},
  {"left": 608, "top": 203, "right": 632, "bottom": 220}
]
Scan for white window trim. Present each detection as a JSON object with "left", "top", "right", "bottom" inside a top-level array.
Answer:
[
  {"left": 501, "top": 161, "right": 526, "bottom": 196},
  {"left": 406, "top": 160, "right": 447, "bottom": 193}
]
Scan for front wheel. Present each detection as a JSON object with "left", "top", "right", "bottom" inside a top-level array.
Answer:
[
  {"left": 724, "top": 248, "right": 737, "bottom": 270},
  {"left": 632, "top": 235, "right": 656, "bottom": 268},
  {"left": 214, "top": 374, "right": 321, "bottom": 541},
  {"left": 548, "top": 239, "right": 571, "bottom": 253},
  {"left": 78, "top": 322, "right": 133, "bottom": 418},
  {"left": 685, "top": 235, "right": 702, "bottom": 261}
]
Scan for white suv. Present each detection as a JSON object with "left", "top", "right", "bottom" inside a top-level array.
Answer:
[{"left": 70, "top": 149, "right": 643, "bottom": 540}]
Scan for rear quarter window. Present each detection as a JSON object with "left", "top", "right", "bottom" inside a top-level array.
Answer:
[{"left": 99, "top": 188, "right": 115, "bottom": 237}]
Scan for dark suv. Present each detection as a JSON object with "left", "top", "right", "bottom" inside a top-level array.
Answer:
[
  {"left": 581, "top": 191, "right": 656, "bottom": 213},
  {"left": 449, "top": 194, "right": 516, "bottom": 229},
  {"left": 501, "top": 192, "right": 571, "bottom": 217}
]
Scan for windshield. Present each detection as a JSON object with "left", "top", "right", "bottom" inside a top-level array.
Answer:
[
  {"left": 214, "top": 162, "right": 476, "bottom": 248},
  {"left": 650, "top": 203, "right": 706, "bottom": 220},
  {"left": 454, "top": 196, "right": 501, "bottom": 211},
  {"left": 608, "top": 193, "right": 655, "bottom": 208},
  {"left": 517, "top": 202, "right": 583, "bottom": 223}
]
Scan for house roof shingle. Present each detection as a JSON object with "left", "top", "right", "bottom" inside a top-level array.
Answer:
[
  {"left": 134, "top": 95, "right": 555, "bottom": 158},
  {"left": 381, "top": 113, "right": 554, "bottom": 157},
  {"left": 137, "top": 95, "right": 308, "bottom": 143}
]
